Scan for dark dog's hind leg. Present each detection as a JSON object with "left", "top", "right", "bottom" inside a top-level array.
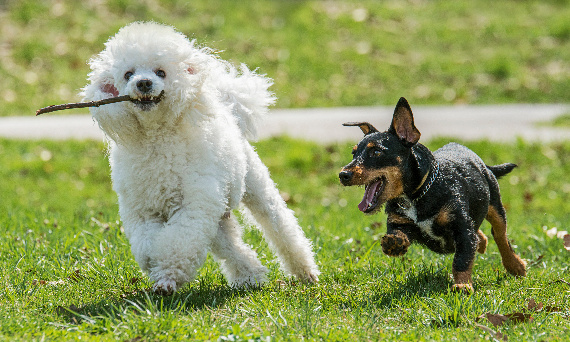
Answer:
[{"left": 486, "top": 181, "right": 526, "bottom": 277}]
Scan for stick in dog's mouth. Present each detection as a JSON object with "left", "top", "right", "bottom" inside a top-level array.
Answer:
[{"left": 36, "top": 90, "right": 165, "bottom": 116}]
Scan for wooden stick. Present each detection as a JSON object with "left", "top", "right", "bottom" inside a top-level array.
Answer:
[{"left": 36, "top": 95, "right": 132, "bottom": 116}]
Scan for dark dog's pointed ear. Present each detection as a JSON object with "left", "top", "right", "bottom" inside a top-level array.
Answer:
[
  {"left": 342, "top": 122, "right": 378, "bottom": 135},
  {"left": 388, "top": 97, "right": 421, "bottom": 147}
]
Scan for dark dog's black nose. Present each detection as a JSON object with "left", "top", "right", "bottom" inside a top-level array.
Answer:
[
  {"left": 339, "top": 170, "right": 354, "bottom": 185},
  {"left": 137, "top": 79, "right": 153, "bottom": 93}
]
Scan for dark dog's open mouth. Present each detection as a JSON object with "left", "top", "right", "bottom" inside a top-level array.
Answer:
[
  {"left": 358, "top": 177, "right": 386, "bottom": 213},
  {"left": 130, "top": 91, "right": 165, "bottom": 109}
]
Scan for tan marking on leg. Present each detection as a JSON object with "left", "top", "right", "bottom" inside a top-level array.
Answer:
[
  {"left": 486, "top": 205, "right": 526, "bottom": 276},
  {"left": 477, "top": 230, "right": 488, "bottom": 254},
  {"left": 387, "top": 213, "right": 414, "bottom": 225},
  {"left": 452, "top": 261, "right": 474, "bottom": 293},
  {"left": 434, "top": 206, "right": 454, "bottom": 227}
]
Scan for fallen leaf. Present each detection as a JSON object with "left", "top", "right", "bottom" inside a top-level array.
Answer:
[
  {"left": 504, "top": 312, "right": 532, "bottom": 324},
  {"left": 480, "top": 312, "right": 532, "bottom": 327},
  {"left": 544, "top": 305, "right": 564, "bottom": 313},
  {"left": 130, "top": 277, "right": 141, "bottom": 284},
  {"left": 527, "top": 298, "right": 543, "bottom": 311},
  {"left": 484, "top": 313, "right": 509, "bottom": 327},
  {"left": 526, "top": 298, "right": 565, "bottom": 313},
  {"left": 564, "top": 234, "right": 570, "bottom": 251}
]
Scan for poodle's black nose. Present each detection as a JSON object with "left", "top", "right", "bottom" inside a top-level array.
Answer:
[
  {"left": 137, "top": 79, "right": 153, "bottom": 93},
  {"left": 339, "top": 170, "right": 354, "bottom": 185}
]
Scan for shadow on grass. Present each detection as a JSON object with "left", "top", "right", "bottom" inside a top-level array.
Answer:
[
  {"left": 331, "top": 265, "right": 453, "bottom": 311},
  {"left": 55, "top": 278, "right": 263, "bottom": 324},
  {"left": 373, "top": 266, "right": 451, "bottom": 307}
]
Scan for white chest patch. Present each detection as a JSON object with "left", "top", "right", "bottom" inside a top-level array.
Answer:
[{"left": 397, "top": 196, "right": 446, "bottom": 247}]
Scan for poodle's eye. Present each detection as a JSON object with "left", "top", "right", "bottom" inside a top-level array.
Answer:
[
  {"left": 155, "top": 69, "right": 166, "bottom": 78},
  {"left": 124, "top": 71, "right": 134, "bottom": 81}
]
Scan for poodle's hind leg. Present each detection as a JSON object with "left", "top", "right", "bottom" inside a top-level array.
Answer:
[
  {"left": 242, "top": 147, "right": 320, "bottom": 282},
  {"left": 210, "top": 212, "right": 269, "bottom": 288}
]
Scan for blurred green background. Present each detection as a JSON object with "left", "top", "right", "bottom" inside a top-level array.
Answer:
[{"left": 0, "top": 0, "right": 568, "bottom": 117}]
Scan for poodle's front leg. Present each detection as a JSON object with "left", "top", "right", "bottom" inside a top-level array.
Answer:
[
  {"left": 125, "top": 219, "right": 164, "bottom": 272},
  {"left": 242, "top": 146, "right": 320, "bottom": 282},
  {"left": 146, "top": 209, "right": 220, "bottom": 295}
]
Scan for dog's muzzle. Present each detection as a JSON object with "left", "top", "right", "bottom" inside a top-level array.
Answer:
[{"left": 339, "top": 170, "right": 354, "bottom": 186}]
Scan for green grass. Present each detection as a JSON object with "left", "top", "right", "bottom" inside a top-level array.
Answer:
[
  {"left": 1, "top": 0, "right": 569, "bottom": 117},
  {"left": 1, "top": 137, "right": 569, "bottom": 341}
]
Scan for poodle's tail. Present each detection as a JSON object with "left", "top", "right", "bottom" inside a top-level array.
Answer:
[{"left": 216, "top": 64, "right": 276, "bottom": 141}]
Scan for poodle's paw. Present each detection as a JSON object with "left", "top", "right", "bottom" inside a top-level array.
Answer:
[
  {"left": 381, "top": 231, "right": 410, "bottom": 257},
  {"left": 303, "top": 271, "right": 319, "bottom": 283},
  {"left": 231, "top": 274, "right": 268, "bottom": 289},
  {"left": 451, "top": 283, "right": 474, "bottom": 294},
  {"left": 153, "top": 278, "right": 177, "bottom": 296},
  {"left": 294, "top": 268, "right": 320, "bottom": 284}
]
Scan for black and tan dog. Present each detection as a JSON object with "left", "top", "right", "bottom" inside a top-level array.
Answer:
[{"left": 339, "top": 97, "right": 526, "bottom": 292}]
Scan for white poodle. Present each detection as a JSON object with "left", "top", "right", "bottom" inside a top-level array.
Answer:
[{"left": 81, "top": 22, "right": 319, "bottom": 295}]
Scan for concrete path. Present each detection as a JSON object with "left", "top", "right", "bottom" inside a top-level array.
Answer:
[{"left": 0, "top": 104, "right": 568, "bottom": 143}]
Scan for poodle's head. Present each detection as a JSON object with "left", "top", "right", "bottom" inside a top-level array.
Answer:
[{"left": 81, "top": 22, "right": 218, "bottom": 142}]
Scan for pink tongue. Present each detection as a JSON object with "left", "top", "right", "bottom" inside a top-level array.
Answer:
[{"left": 358, "top": 179, "right": 382, "bottom": 212}]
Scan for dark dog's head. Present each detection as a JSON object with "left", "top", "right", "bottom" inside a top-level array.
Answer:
[{"left": 339, "top": 97, "right": 421, "bottom": 214}]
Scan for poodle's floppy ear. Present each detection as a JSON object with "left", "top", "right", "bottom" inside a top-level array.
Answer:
[
  {"left": 82, "top": 52, "right": 118, "bottom": 101},
  {"left": 388, "top": 97, "right": 421, "bottom": 147},
  {"left": 342, "top": 122, "right": 378, "bottom": 135},
  {"left": 101, "top": 83, "right": 119, "bottom": 97}
]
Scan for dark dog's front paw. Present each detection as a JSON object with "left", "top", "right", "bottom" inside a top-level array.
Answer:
[
  {"left": 451, "top": 283, "right": 474, "bottom": 294},
  {"left": 381, "top": 231, "right": 410, "bottom": 256}
]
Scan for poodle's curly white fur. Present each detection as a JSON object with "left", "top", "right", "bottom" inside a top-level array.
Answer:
[{"left": 81, "top": 22, "right": 319, "bottom": 295}]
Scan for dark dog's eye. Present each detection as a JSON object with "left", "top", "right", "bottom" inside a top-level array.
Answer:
[
  {"left": 372, "top": 150, "right": 382, "bottom": 157},
  {"left": 155, "top": 69, "right": 166, "bottom": 78},
  {"left": 124, "top": 71, "right": 134, "bottom": 80}
]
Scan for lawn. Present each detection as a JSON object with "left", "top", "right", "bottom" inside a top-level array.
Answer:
[
  {"left": 1, "top": 0, "right": 569, "bottom": 117},
  {"left": 1, "top": 137, "right": 569, "bottom": 341}
]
